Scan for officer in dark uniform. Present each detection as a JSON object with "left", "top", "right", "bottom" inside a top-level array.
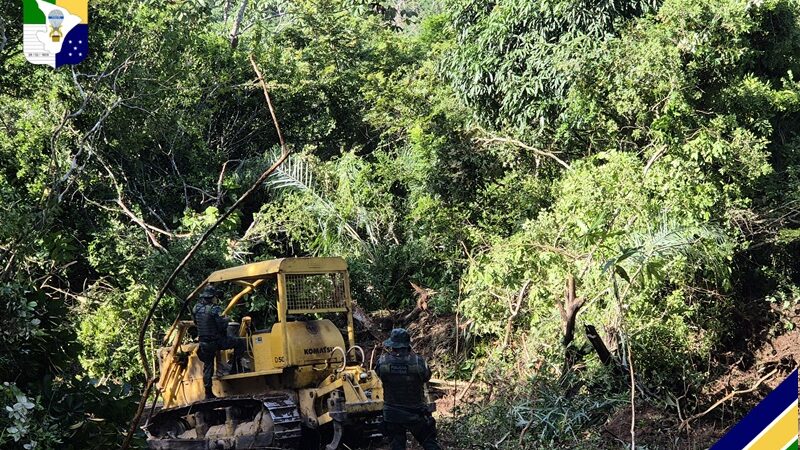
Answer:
[
  {"left": 193, "top": 285, "right": 246, "bottom": 399},
  {"left": 376, "top": 328, "right": 442, "bottom": 450}
]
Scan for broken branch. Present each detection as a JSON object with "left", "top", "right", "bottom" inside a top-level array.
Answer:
[{"left": 502, "top": 280, "right": 531, "bottom": 350}]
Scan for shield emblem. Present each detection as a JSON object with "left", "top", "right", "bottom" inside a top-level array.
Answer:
[{"left": 23, "top": 0, "right": 88, "bottom": 68}]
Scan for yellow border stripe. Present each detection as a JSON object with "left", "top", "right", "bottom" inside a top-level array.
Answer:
[
  {"left": 55, "top": 0, "right": 87, "bottom": 23},
  {"left": 747, "top": 402, "right": 798, "bottom": 450}
]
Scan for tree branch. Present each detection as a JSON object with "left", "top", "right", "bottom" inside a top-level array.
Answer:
[
  {"left": 114, "top": 199, "right": 167, "bottom": 251},
  {"left": 502, "top": 280, "right": 532, "bottom": 350},
  {"left": 680, "top": 368, "right": 778, "bottom": 431},
  {"left": 215, "top": 159, "right": 240, "bottom": 207},
  {"left": 478, "top": 135, "right": 572, "bottom": 170},
  {"left": 223, "top": 0, "right": 233, "bottom": 22},
  {"left": 584, "top": 324, "right": 615, "bottom": 367},
  {"left": 558, "top": 275, "right": 586, "bottom": 347},
  {"left": 643, "top": 145, "right": 668, "bottom": 176}
]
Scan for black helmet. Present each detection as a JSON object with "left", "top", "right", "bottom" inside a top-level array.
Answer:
[
  {"left": 383, "top": 328, "right": 411, "bottom": 349},
  {"left": 197, "top": 285, "right": 222, "bottom": 302}
]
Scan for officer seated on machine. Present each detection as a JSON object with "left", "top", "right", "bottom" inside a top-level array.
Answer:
[{"left": 193, "top": 285, "right": 246, "bottom": 399}]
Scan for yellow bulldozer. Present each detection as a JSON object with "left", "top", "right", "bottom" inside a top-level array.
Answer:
[{"left": 143, "top": 257, "right": 385, "bottom": 449}]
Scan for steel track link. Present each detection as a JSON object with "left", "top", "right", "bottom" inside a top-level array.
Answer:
[{"left": 145, "top": 393, "right": 302, "bottom": 449}]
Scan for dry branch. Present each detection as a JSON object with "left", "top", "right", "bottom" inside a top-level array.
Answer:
[
  {"left": 351, "top": 300, "right": 381, "bottom": 341},
  {"left": 518, "top": 418, "right": 534, "bottom": 446},
  {"left": 455, "top": 369, "right": 479, "bottom": 402},
  {"left": 403, "top": 282, "right": 433, "bottom": 322},
  {"left": 643, "top": 145, "right": 667, "bottom": 176},
  {"left": 215, "top": 160, "right": 240, "bottom": 207},
  {"left": 479, "top": 135, "right": 571, "bottom": 170},
  {"left": 680, "top": 368, "right": 778, "bottom": 431},
  {"left": 114, "top": 199, "right": 167, "bottom": 251},
  {"left": 502, "top": 280, "right": 532, "bottom": 350},
  {"left": 428, "top": 378, "right": 480, "bottom": 391}
]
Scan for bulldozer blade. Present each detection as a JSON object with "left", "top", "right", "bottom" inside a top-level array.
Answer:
[{"left": 325, "top": 420, "right": 343, "bottom": 450}]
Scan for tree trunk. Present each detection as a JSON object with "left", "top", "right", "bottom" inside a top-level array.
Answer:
[
  {"left": 229, "top": 0, "right": 249, "bottom": 49},
  {"left": 502, "top": 280, "right": 531, "bottom": 350},
  {"left": 0, "top": 18, "right": 6, "bottom": 54},
  {"left": 223, "top": 0, "right": 233, "bottom": 22},
  {"left": 558, "top": 276, "right": 586, "bottom": 371}
]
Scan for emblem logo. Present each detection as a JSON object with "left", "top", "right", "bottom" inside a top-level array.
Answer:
[{"left": 23, "top": 0, "right": 88, "bottom": 68}]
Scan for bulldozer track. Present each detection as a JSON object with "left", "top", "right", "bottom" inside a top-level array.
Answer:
[
  {"left": 263, "top": 396, "right": 303, "bottom": 445},
  {"left": 145, "top": 393, "right": 302, "bottom": 449}
]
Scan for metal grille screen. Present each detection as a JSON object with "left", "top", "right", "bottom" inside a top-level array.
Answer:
[{"left": 285, "top": 273, "right": 346, "bottom": 310}]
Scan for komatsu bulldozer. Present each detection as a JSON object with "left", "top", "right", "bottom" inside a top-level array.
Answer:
[{"left": 144, "top": 257, "right": 384, "bottom": 449}]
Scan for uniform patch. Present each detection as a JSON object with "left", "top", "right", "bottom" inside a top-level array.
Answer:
[{"left": 389, "top": 364, "right": 408, "bottom": 374}]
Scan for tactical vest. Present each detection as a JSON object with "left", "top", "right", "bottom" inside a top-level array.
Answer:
[
  {"left": 193, "top": 303, "right": 221, "bottom": 340},
  {"left": 378, "top": 352, "right": 427, "bottom": 408}
]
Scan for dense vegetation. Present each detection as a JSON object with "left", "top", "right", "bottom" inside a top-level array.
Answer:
[{"left": 1, "top": 0, "right": 799, "bottom": 448}]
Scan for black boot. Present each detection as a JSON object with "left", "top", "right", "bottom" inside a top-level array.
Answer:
[
  {"left": 205, "top": 386, "right": 217, "bottom": 399},
  {"left": 227, "top": 358, "right": 243, "bottom": 375}
]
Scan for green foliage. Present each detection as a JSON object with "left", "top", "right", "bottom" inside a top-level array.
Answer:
[
  {"left": 2, "top": 0, "right": 800, "bottom": 447},
  {"left": 447, "top": 5, "right": 800, "bottom": 447},
  {"left": 0, "top": 383, "right": 57, "bottom": 449},
  {"left": 0, "top": 378, "right": 142, "bottom": 450},
  {"left": 459, "top": 152, "right": 736, "bottom": 388},
  {"left": 443, "top": 0, "right": 660, "bottom": 134}
]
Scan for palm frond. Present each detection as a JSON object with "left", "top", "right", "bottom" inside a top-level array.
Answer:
[
  {"left": 620, "top": 215, "right": 731, "bottom": 283},
  {"left": 267, "top": 153, "right": 315, "bottom": 192},
  {"left": 266, "top": 152, "right": 370, "bottom": 254}
]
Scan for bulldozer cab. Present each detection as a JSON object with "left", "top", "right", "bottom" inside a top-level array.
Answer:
[{"left": 185, "top": 257, "right": 357, "bottom": 373}]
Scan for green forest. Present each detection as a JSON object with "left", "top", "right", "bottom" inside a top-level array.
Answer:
[{"left": 2, "top": 0, "right": 800, "bottom": 448}]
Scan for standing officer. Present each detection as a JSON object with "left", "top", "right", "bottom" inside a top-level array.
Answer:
[
  {"left": 193, "top": 285, "right": 246, "bottom": 399},
  {"left": 376, "top": 328, "right": 442, "bottom": 450}
]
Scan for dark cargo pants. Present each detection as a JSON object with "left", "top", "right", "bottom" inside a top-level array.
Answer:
[
  {"left": 384, "top": 415, "right": 441, "bottom": 450},
  {"left": 197, "top": 336, "right": 245, "bottom": 397}
]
